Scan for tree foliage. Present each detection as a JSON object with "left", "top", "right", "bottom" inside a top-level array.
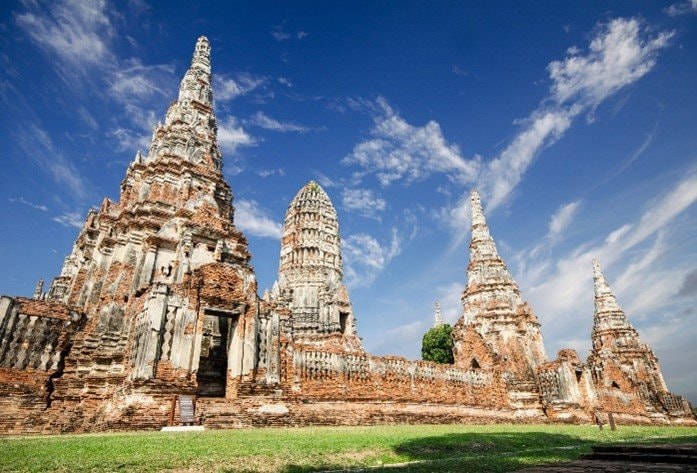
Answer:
[{"left": 421, "top": 324, "right": 454, "bottom": 364}]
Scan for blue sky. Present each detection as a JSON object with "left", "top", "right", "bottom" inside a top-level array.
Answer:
[{"left": 1, "top": 1, "right": 696, "bottom": 402}]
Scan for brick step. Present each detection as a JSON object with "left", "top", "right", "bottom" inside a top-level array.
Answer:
[
  {"left": 580, "top": 452, "right": 697, "bottom": 465},
  {"left": 579, "top": 444, "right": 697, "bottom": 464},
  {"left": 592, "top": 444, "right": 697, "bottom": 455}
]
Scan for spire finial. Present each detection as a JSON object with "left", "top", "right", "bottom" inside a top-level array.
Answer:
[
  {"left": 592, "top": 258, "right": 626, "bottom": 327},
  {"left": 592, "top": 258, "right": 602, "bottom": 280},
  {"left": 33, "top": 278, "right": 44, "bottom": 300},
  {"left": 470, "top": 189, "right": 486, "bottom": 229},
  {"left": 434, "top": 301, "right": 443, "bottom": 327},
  {"left": 191, "top": 36, "right": 211, "bottom": 74},
  {"left": 468, "top": 189, "right": 500, "bottom": 262}
]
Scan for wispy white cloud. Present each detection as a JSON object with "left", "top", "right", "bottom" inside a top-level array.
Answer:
[
  {"left": 247, "top": 111, "right": 312, "bottom": 133},
  {"left": 341, "top": 188, "right": 387, "bottom": 219},
  {"left": 485, "top": 18, "right": 671, "bottom": 212},
  {"left": 388, "top": 320, "right": 427, "bottom": 340},
  {"left": 278, "top": 77, "right": 293, "bottom": 87},
  {"left": 527, "top": 171, "right": 697, "bottom": 320},
  {"left": 14, "top": 0, "right": 114, "bottom": 79},
  {"left": 343, "top": 97, "right": 480, "bottom": 187},
  {"left": 271, "top": 25, "right": 291, "bottom": 41},
  {"left": 271, "top": 25, "right": 307, "bottom": 42},
  {"left": 313, "top": 171, "right": 338, "bottom": 188},
  {"left": 9, "top": 197, "right": 48, "bottom": 212},
  {"left": 548, "top": 200, "right": 582, "bottom": 242},
  {"left": 234, "top": 199, "right": 282, "bottom": 239},
  {"left": 15, "top": 0, "right": 179, "bottom": 153},
  {"left": 258, "top": 168, "right": 285, "bottom": 178},
  {"left": 343, "top": 229, "right": 401, "bottom": 288},
  {"left": 513, "top": 199, "right": 582, "bottom": 287},
  {"left": 445, "top": 17, "right": 673, "bottom": 244},
  {"left": 53, "top": 210, "right": 85, "bottom": 229},
  {"left": 109, "top": 127, "right": 151, "bottom": 152},
  {"left": 344, "top": 19, "right": 673, "bottom": 253},
  {"left": 548, "top": 20, "right": 672, "bottom": 108},
  {"left": 214, "top": 73, "right": 266, "bottom": 101},
  {"left": 595, "top": 122, "right": 658, "bottom": 188},
  {"left": 108, "top": 61, "right": 174, "bottom": 102},
  {"left": 217, "top": 116, "right": 255, "bottom": 154},
  {"left": 15, "top": 123, "right": 91, "bottom": 200},
  {"left": 665, "top": 0, "right": 697, "bottom": 16},
  {"left": 77, "top": 106, "right": 99, "bottom": 130},
  {"left": 479, "top": 108, "right": 578, "bottom": 212}
]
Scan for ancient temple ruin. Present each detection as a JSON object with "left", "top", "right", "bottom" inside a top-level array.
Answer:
[
  {"left": 454, "top": 190, "right": 549, "bottom": 416},
  {"left": 0, "top": 37, "right": 693, "bottom": 434},
  {"left": 266, "top": 181, "right": 361, "bottom": 352}
]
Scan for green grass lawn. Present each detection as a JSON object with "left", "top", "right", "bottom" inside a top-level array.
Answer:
[{"left": 1, "top": 424, "right": 696, "bottom": 472}]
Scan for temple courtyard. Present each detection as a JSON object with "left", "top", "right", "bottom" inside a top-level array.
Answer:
[{"left": 1, "top": 424, "right": 696, "bottom": 472}]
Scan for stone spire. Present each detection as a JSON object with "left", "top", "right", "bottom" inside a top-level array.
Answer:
[
  {"left": 434, "top": 302, "right": 443, "bottom": 328},
  {"left": 272, "top": 181, "right": 359, "bottom": 343},
  {"left": 146, "top": 35, "right": 222, "bottom": 171},
  {"left": 592, "top": 259, "right": 631, "bottom": 333},
  {"left": 590, "top": 259, "right": 643, "bottom": 350},
  {"left": 588, "top": 258, "right": 668, "bottom": 393},
  {"left": 33, "top": 278, "right": 44, "bottom": 300},
  {"left": 466, "top": 190, "right": 516, "bottom": 287},
  {"left": 175, "top": 36, "right": 212, "bottom": 108},
  {"left": 456, "top": 189, "right": 547, "bottom": 377},
  {"left": 48, "top": 35, "right": 252, "bottom": 311}
]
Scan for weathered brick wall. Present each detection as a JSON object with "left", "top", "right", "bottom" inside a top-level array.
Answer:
[{"left": 282, "top": 349, "right": 508, "bottom": 408}]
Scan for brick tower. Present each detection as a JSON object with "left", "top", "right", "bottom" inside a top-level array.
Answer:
[
  {"left": 453, "top": 190, "right": 548, "bottom": 413},
  {"left": 268, "top": 181, "right": 361, "bottom": 350},
  {"left": 42, "top": 36, "right": 261, "bottom": 427}
]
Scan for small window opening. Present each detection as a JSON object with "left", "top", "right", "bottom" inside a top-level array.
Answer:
[
  {"left": 339, "top": 312, "right": 349, "bottom": 335},
  {"left": 471, "top": 358, "right": 481, "bottom": 370}
]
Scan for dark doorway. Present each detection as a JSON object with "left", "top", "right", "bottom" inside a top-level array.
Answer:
[
  {"left": 471, "top": 358, "right": 481, "bottom": 370},
  {"left": 339, "top": 312, "right": 349, "bottom": 335},
  {"left": 196, "top": 310, "right": 238, "bottom": 397}
]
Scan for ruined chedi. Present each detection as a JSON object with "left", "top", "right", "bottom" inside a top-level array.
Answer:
[
  {"left": 267, "top": 182, "right": 360, "bottom": 350},
  {"left": 453, "top": 190, "right": 548, "bottom": 413},
  {"left": 454, "top": 191, "right": 548, "bottom": 373},
  {"left": 586, "top": 259, "right": 690, "bottom": 417}
]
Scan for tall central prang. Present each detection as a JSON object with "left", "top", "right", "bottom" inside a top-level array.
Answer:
[{"left": 32, "top": 37, "right": 260, "bottom": 423}]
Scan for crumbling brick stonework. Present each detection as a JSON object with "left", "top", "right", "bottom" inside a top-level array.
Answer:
[{"left": 0, "top": 37, "right": 693, "bottom": 435}]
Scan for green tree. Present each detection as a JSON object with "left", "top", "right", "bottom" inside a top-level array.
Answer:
[{"left": 421, "top": 324, "right": 454, "bottom": 364}]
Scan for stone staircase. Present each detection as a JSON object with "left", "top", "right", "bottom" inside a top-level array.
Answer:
[
  {"left": 580, "top": 443, "right": 697, "bottom": 466},
  {"left": 521, "top": 443, "right": 697, "bottom": 472},
  {"left": 507, "top": 379, "right": 545, "bottom": 414}
]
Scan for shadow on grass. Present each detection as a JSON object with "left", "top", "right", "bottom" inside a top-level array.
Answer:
[{"left": 278, "top": 431, "right": 591, "bottom": 473}]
